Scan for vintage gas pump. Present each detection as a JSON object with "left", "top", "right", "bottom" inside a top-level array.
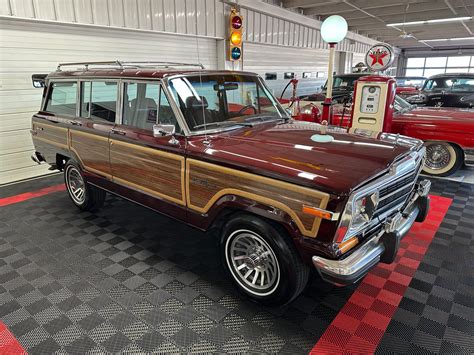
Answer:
[
  {"left": 349, "top": 43, "right": 396, "bottom": 135},
  {"left": 349, "top": 75, "right": 396, "bottom": 134}
]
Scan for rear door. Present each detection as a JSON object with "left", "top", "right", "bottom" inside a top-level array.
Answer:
[
  {"left": 68, "top": 80, "right": 119, "bottom": 179},
  {"left": 109, "top": 80, "right": 187, "bottom": 213}
]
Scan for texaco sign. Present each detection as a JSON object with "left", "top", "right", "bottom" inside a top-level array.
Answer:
[{"left": 365, "top": 43, "right": 395, "bottom": 72}]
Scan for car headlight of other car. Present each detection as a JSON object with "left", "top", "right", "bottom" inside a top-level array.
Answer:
[{"left": 338, "top": 191, "right": 380, "bottom": 243}]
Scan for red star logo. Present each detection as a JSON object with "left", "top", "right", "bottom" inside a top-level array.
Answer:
[{"left": 369, "top": 49, "right": 388, "bottom": 66}]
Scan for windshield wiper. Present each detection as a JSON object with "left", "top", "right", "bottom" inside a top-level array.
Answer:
[
  {"left": 193, "top": 121, "right": 254, "bottom": 130},
  {"left": 243, "top": 115, "right": 287, "bottom": 124}
]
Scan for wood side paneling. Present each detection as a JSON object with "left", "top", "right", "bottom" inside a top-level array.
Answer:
[
  {"left": 32, "top": 122, "right": 68, "bottom": 149},
  {"left": 187, "top": 159, "right": 330, "bottom": 238},
  {"left": 70, "top": 130, "right": 111, "bottom": 178},
  {"left": 109, "top": 140, "right": 185, "bottom": 206}
]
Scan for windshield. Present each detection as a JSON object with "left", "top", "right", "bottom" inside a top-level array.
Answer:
[
  {"left": 168, "top": 74, "right": 286, "bottom": 132},
  {"left": 324, "top": 76, "right": 360, "bottom": 90},
  {"left": 423, "top": 77, "right": 474, "bottom": 92},
  {"left": 394, "top": 95, "right": 413, "bottom": 113},
  {"left": 396, "top": 77, "right": 425, "bottom": 87}
]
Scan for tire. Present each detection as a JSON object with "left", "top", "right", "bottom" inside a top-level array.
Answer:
[
  {"left": 220, "top": 214, "right": 309, "bottom": 306},
  {"left": 423, "top": 142, "right": 463, "bottom": 177},
  {"left": 64, "top": 160, "right": 105, "bottom": 211}
]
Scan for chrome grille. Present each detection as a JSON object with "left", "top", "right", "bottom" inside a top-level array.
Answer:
[{"left": 375, "top": 170, "right": 418, "bottom": 218}]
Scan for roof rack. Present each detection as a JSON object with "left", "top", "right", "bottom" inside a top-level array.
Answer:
[{"left": 56, "top": 60, "right": 205, "bottom": 71}]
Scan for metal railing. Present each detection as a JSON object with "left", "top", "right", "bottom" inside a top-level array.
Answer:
[{"left": 56, "top": 60, "right": 205, "bottom": 71}]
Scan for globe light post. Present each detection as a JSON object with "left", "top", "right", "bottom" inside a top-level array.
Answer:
[{"left": 320, "top": 15, "right": 348, "bottom": 124}]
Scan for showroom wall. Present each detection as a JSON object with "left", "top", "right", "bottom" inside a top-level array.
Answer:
[{"left": 0, "top": 0, "right": 377, "bottom": 184}]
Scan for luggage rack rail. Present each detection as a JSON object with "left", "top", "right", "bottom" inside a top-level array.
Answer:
[{"left": 56, "top": 60, "right": 205, "bottom": 71}]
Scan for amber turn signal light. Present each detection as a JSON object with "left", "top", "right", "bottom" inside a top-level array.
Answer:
[
  {"left": 302, "top": 205, "right": 332, "bottom": 220},
  {"left": 338, "top": 237, "right": 359, "bottom": 254}
]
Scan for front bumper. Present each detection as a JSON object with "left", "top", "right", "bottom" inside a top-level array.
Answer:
[{"left": 312, "top": 179, "right": 431, "bottom": 286}]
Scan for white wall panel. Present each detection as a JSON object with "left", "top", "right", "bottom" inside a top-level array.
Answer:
[
  {"left": 74, "top": 0, "right": 93, "bottom": 24},
  {"left": 151, "top": 0, "right": 164, "bottom": 31},
  {"left": 33, "top": 0, "right": 56, "bottom": 20},
  {"left": 0, "top": 18, "right": 217, "bottom": 184},
  {"left": 123, "top": 0, "right": 139, "bottom": 28},
  {"left": 175, "top": 0, "right": 186, "bottom": 33},
  {"left": 195, "top": 0, "right": 205, "bottom": 35},
  {"left": 91, "top": 0, "right": 109, "bottom": 25},
  {"left": 10, "top": 0, "right": 35, "bottom": 18},
  {"left": 137, "top": 0, "right": 152, "bottom": 29},
  {"left": 244, "top": 42, "right": 329, "bottom": 98},
  {"left": 0, "top": 0, "right": 11, "bottom": 15}
]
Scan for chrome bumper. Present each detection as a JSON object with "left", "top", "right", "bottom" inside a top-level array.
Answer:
[
  {"left": 312, "top": 179, "right": 431, "bottom": 286},
  {"left": 464, "top": 149, "right": 474, "bottom": 167}
]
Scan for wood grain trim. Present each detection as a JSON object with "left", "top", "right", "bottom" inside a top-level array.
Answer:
[
  {"left": 33, "top": 136, "right": 68, "bottom": 149},
  {"left": 110, "top": 139, "right": 186, "bottom": 206},
  {"left": 69, "top": 130, "right": 112, "bottom": 179},
  {"left": 186, "top": 159, "right": 330, "bottom": 238}
]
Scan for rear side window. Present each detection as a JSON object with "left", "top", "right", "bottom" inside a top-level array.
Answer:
[
  {"left": 81, "top": 81, "right": 118, "bottom": 122},
  {"left": 45, "top": 82, "right": 77, "bottom": 116}
]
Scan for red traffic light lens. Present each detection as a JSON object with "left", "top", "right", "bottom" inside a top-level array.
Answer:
[{"left": 231, "top": 16, "right": 242, "bottom": 29}]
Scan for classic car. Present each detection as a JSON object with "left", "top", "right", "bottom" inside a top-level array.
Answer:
[
  {"left": 406, "top": 73, "right": 474, "bottom": 108},
  {"left": 300, "top": 73, "right": 366, "bottom": 104},
  {"left": 395, "top": 76, "right": 426, "bottom": 99},
  {"left": 326, "top": 95, "right": 474, "bottom": 177},
  {"left": 30, "top": 61, "right": 430, "bottom": 305}
]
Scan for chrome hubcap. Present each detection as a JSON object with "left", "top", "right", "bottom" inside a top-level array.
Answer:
[
  {"left": 66, "top": 166, "right": 86, "bottom": 204},
  {"left": 226, "top": 230, "right": 280, "bottom": 295},
  {"left": 426, "top": 144, "right": 450, "bottom": 170}
]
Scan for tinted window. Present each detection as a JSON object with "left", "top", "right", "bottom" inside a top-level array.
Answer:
[
  {"left": 123, "top": 82, "right": 179, "bottom": 132},
  {"left": 45, "top": 82, "right": 77, "bottom": 116},
  {"left": 81, "top": 81, "right": 118, "bottom": 122}
]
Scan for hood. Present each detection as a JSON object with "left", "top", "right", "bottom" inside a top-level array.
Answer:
[{"left": 200, "top": 122, "right": 413, "bottom": 195}]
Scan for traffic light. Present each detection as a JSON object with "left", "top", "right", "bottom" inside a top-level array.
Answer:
[{"left": 229, "top": 8, "right": 243, "bottom": 61}]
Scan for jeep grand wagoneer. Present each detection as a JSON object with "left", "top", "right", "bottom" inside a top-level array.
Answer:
[{"left": 31, "top": 61, "right": 430, "bottom": 305}]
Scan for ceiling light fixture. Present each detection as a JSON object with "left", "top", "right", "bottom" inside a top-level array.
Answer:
[
  {"left": 387, "top": 16, "right": 472, "bottom": 27},
  {"left": 419, "top": 37, "right": 474, "bottom": 42}
]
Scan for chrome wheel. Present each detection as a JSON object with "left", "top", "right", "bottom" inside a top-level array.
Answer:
[
  {"left": 66, "top": 165, "right": 86, "bottom": 204},
  {"left": 225, "top": 229, "right": 280, "bottom": 296},
  {"left": 425, "top": 143, "right": 451, "bottom": 170}
]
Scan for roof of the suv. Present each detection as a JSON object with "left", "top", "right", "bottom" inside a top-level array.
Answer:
[{"left": 47, "top": 69, "right": 259, "bottom": 80}]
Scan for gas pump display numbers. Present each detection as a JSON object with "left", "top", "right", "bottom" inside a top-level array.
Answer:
[{"left": 360, "top": 85, "right": 381, "bottom": 113}]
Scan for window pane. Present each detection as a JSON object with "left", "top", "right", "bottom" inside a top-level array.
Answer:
[
  {"left": 424, "top": 68, "right": 446, "bottom": 77},
  {"left": 447, "top": 56, "right": 471, "bottom": 67},
  {"left": 445, "top": 67, "right": 469, "bottom": 73},
  {"left": 123, "top": 82, "right": 158, "bottom": 130},
  {"left": 89, "top": 81, "right": 118, "bottom": 122},
  {"left": 45, "top": 82, "right": 77, "bottom": 116},
  {"left": 425, "top": 57, "right": 447, "bottom": 68},
  {"left": 405, "top": 69, "right": 425, "bottom": 77},
  {"left": 158, "top": 89, "right": 180, "bottom": 133},
  {"left": 406, "top": 57, "right": 425, "bottom": 68}
]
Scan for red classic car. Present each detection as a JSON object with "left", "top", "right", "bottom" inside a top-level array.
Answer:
[{"left": 31, "top": 62, "right": 430, "bottom": 305}]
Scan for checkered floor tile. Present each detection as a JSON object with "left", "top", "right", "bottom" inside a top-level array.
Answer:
[{"left": 0, "top": 174, "right": 472, "bottom": 354}]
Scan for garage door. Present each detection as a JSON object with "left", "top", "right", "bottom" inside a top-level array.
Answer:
[
  {"left": 243, "top": 42, "right": 338, "bottom": 99},
  {"left": 0, "top": 18, "right": 217, "bottom": 185}
]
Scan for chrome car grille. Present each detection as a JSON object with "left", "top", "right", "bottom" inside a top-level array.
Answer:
[{"left": 374, "top": 168, "right": 420, "bottom": 219}]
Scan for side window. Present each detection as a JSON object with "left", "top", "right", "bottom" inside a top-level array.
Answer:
[
  {"left": 122, "top": 82, "right": 179, "bottom": 132},
  {"left": 45, "top": 82, "right": 77, "bottom": 116},
  {"left": 81, "top": 81, "right": 118, "bottom": 122}
]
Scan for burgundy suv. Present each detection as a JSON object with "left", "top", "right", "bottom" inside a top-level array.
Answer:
[{"left": 30, "top": 61, "right": 430, "bottom": 305}]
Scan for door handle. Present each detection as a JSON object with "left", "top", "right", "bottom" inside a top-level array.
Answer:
[
  {"left": 111, "top": 128, "right": 126, "bottom": 135},
  {"left": 69, "top": 120, "right": 82, "bottom": 126}
]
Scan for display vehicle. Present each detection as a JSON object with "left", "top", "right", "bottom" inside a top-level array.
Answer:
[
  {"left": 31, "top": 61, "right": 430, "bottom": 305},
  {"left": 406, "top": 73, "right": 474, "bottom": 108},
  {"left": 291, "top": 75, "right": 474, "bottom": 177},
  {"left": 394, "top": 76, "right": 426, "bottom": 99}
]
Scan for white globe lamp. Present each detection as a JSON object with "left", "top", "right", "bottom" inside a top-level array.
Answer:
[
  {"left": 321, "top": 15, "right": 348, "bottom": 44},
  {"left": 320, "top": 15, "right": 348, "bottom": 123}
]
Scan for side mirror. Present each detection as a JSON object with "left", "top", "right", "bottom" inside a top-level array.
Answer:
[
  {"left": 153, "top": 124, "right": 175, "bottom": 137},
  {"left": 32, "top": 74, "right": 47, "bottom": 88}
]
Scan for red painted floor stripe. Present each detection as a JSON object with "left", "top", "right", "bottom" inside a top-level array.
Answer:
[
  {"left": 0, "top": 184, "right": 65, "bottom": 207},
  {"left": 311, "top": 195, "right": 452, "bottom": 355},
  {"left": 0, "top": 321, "right": 27, "bottom": 354}
]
